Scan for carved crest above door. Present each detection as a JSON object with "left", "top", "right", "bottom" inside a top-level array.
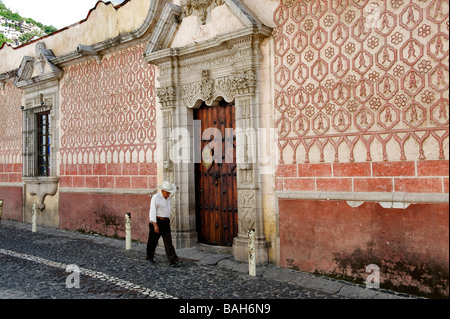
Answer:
[
  {"left": 145, "top": 0, "right": 272, "bottom": 108},
  {"left": 181, "top": 0, "right": 225, "bottom": 24}
]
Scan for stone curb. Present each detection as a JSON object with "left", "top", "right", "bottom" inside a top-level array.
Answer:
[{"left": 216, "top": 259, "right": 419, "bottom": 299}]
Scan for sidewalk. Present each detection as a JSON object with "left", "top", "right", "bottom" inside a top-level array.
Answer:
[
  {"left": 178, "top": 247, "right": 420, "bottom": 300},
  {"left": 2, "top": 219, "right": 421, "bottom": 299}
]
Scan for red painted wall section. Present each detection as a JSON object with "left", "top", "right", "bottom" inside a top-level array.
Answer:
[
  {"left": 276, "top": 160, "right": 449, "bottom": 193},
  {"left": 59, "top": 192, "right": 151, "bottom": 242},
  {"left": 279, "top": 199, "right": 449, "bottom": 298},
  {"left": 0, "top": 187, "right": 23, "bottom": 221},
  {"left": 0, "top": 163, "right": 22, "bottom": 184}
]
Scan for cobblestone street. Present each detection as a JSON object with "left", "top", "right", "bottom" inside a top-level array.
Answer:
[
  {"left": 0, "top": 219, "right": 421, "bottom": 305},
  {"left": 0, "top": 221, "right": 344, "bottom": 301},
  {"left": 0, "top": 0, "right": 448, "bottom": 312}
]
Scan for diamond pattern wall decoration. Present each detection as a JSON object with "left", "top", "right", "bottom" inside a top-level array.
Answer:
[
  {"left": 60, "top": 44, "right": 157, "bottom": 189},
  {"left": 274, "top": 0, "right": 449, "bottom": 165},
  {"left": 0, "top": 83, "right": 22, "bottom": 166}
]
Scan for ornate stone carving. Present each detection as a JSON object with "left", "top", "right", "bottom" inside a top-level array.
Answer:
[
  {"left": 163, "top": 108, "right": 174, "bottom": 170},
  {"left": 200, "top": 70, "right": 213, "bottom": 101},
  {"left": 216, "top": 70, "right": 256, "bottom": 96},
  {"left": 156, "top": 86, "right": 177, "bottom": 107},
  {"left": 238, "top": 191, "right": 256, "bottom": 235},
  {"left": 180, "top": 70, "right": 256, "bottom": 107},
  {"left": 239, "top": 167, "right": 254, "bottom": 184},
  {"left": 181, "top": 0, "right": 224, "bottom": 24},
  {"left": 15, "top": 42, "right": 63, "bottom": 90},
  {"left": 24, "top": 177, "right": 60, "bottom": 211}
]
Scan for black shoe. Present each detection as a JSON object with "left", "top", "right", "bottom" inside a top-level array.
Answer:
[
  {"left": 146, "top": 258, "right": 156, "bottom": 264},
  {"left": 170, "top": 261, "right": 180, "bottom": 268}
]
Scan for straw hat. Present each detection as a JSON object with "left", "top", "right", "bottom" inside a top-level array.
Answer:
[{"left": 158, "top": 181, "right": 177, "bottom": 194}]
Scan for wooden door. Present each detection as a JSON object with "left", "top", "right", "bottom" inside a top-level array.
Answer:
[{"left": 195, "top": 100, "right": 238, "bottom": 246}]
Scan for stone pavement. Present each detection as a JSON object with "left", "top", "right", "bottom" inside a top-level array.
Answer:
[{"left": 0, "top": 219, "right": 420, "bottom": 300}]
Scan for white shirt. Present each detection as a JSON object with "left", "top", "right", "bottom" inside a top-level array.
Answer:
[{"left": 149, "top": 191, "right": 172, "bottom": 223}]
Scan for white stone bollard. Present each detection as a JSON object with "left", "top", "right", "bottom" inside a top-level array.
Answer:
[
  {"left": 248, "top": 229, "right": 256, "bottom": 277},
  {"left": 32, "top": 204, "right": 37, "bottom": 233},
  {"left": 0, "top": 199, "right": 3, "bottom": 225},
  {"left": 125, "top": 213, "right": 132, "bottom": 250}
]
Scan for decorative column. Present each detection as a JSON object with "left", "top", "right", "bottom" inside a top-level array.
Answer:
[
  {"left": 233, "top": 92, "right": 268, "bottom": 265},
  {"left": 156, "top": 65, "right": 198, "bottom": 249}
]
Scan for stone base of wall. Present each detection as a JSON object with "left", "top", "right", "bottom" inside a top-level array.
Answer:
[
  {"left": 59, "top": 192, "right": 153, "bottom": 243},
  {"left": 279, "top": 199, "right": 449, "bottom": 298}
]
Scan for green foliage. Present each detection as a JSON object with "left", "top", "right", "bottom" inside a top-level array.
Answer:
[
  {"left": 0, "top": 10, "right": 22, "bottom": 21},
  {"left": 18, "top": 29, "right": 44, "bottom": 45},
  {"left": 0, "top": 0, "right": 57, "bottom": 44},
  {"left": 44, "top": 25, "right": 57, "bottom": 34},
  {"left": 0, "top": 32, "right": 12, "bottom": 47}
]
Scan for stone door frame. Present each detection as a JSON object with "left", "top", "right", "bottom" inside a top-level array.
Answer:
[{"left": 144, "top": 1, "right": 272, "bottom": 264}]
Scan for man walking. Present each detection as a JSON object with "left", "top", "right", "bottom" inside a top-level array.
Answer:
[{"left": 146, "top": 181, "right": 180, "bottom": 267}]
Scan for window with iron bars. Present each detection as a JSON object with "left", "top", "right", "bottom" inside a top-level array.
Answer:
[{"left": 36, "top": 111, "right": 50, "bottom": 177}]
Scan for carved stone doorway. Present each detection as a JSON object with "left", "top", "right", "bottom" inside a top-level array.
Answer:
[
  {"left": 195, "top": 100, "right": 238, "bottom": 247},
  {"left": 144, "top": 0, "right": 272, "bottom": 264}
]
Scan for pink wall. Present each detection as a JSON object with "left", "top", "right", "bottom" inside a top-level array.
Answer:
[
  {"left": 0, "top": 163, "right": 22, "bottom": 184},
  {"left": 0, "top": 186, "right": 23, "bottom": 221},
  {"left": 277, "top": 160, "right": 449, "bottom": 193},
  {"left": 274, "top": 0, "right": 449, "bottom": 298},
  {"left": 59, "top": 192, "right": 151, "bottom": 242},
  {"left": 279, "top": 199, "right": 449, "bottom": 298}
]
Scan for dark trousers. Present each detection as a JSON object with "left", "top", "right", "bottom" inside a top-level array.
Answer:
[{"left": 146, "top": 219, "right": 178, "bottom": 264}]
